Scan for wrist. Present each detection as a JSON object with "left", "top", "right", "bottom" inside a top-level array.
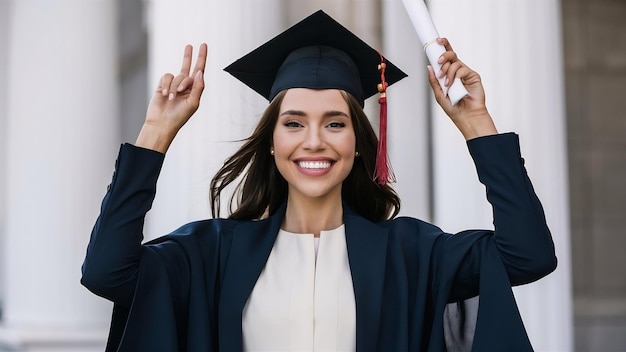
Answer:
[
  {"left": 454, "top": 111, "right": 498, "bottom": 140},
  {"left": 135, "top": 123, "right": 178, "bottom": 153}
]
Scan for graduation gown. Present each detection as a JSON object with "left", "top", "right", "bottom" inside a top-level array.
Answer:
[{"left": 81, "top": 133, "right": 557, "bottom": 351}]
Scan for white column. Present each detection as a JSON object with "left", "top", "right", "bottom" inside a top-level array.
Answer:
[
  {"left": 0, "top": 0, "right": 117, "bottom": 350},
  {"left": 383, "top": 0, "right": 431, "bottom": 219},
  {"left": 0, "top": 0, "right": 10, "bottom": 310},
  {"left": 428, "top": 0, "right": 573, "bottom": 350},
  {"left": 144, "top": 0, "right": 284, "bottom": 236}
]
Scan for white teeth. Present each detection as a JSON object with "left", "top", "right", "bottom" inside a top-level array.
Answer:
[{"left": 298, "top": 161, "right": 331, "bottom": 169}]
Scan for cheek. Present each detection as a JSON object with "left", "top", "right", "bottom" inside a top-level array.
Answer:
[
  {"left": 336, "top": 135, "right": 356, "bottom": 172},
  {"left": 272, "top": 132, "right": 292, "bottom": 156},
  {"left": 337, "top": 134, "right": 357, "bottom": 156},
  {"left": 345, "top": 136, "right": 357, "bottom": 172}
]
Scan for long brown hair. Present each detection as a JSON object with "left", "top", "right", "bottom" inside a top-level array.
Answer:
[{"left": 210, "top": 90, "right": 400, "bottom": 222}]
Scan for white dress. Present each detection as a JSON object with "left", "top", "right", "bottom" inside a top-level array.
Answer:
[{"left": 242, "top": 225, "right": 357, "bottom": 351}]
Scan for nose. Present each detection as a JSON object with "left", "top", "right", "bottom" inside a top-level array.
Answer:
[{"left": 303, "top": 126, "right": 325, "bottom": 151}]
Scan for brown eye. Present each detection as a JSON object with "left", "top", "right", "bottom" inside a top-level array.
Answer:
[
  {"left": 284, "top": 120, "right": 303, "bottom": 128},
  {"left": 326, "top": 122, "right": 345, "bottom": 128}
]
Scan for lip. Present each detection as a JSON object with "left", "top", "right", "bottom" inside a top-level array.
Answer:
[{"left": 293, "top": 158, "right": 335, "bottom": 176}]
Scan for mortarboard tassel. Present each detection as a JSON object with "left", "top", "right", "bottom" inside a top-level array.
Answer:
[{"left": 374, "top": 53, "right": 396, "bottom": 184}]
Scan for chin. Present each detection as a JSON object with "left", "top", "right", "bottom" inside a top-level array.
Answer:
[{"left": 289, "top": 183, "right": 343, "bottom": 201}]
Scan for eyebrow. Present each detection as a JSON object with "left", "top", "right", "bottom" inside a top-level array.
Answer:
[{"left": 279, "top": 110, "right": 349, "bottom": 118}]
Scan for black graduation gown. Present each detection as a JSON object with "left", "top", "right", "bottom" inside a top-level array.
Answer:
[{"left": 81, "top": 133, "right": 557, "bottom": 351}]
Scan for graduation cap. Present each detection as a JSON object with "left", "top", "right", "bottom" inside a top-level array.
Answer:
[{"left": 224, "top": 10, "right": 407, "bottom": 184}]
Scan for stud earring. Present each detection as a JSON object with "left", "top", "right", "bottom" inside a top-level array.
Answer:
[
  {"left": 355, "top": 151, "right": 360, "bottom": 157},
  {"left": 270, "top": 149, "right": 275, "bottom": 156}
]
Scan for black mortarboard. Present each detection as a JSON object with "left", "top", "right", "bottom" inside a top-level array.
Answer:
[
  {"left": 224, "top": 10, "right": 408, "bottom": 184},
  {"left": 224, "top": 10, "right": 407, "bottom": 107}
]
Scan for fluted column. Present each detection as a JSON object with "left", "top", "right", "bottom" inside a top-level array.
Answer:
[
  {"left": 0, "top": 0, "right": 118, "bottom": 350},
  {"left": 428, "top": 0, "right": 573, "bottom": 350},
  {"left": 382, "top": 0, "right": 431, "bottom": 219},
  {"left": 144, "top": 0, "right": 284, "bottom": 236},
  {"left": 0, "top": 0, "right": 10, "bottom": 311}
]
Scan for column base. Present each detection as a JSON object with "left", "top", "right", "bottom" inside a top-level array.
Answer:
[{"left": 0, "top": 327, "right": 107, "bottom": 352}]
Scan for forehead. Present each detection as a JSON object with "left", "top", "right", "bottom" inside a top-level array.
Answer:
[{"left": 279, "top": 88, "right": 349, "bottom": 113}]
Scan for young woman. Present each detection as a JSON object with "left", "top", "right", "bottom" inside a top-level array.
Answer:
[{"left": 82, "top": 10, "right": 556, "bottom": 352}]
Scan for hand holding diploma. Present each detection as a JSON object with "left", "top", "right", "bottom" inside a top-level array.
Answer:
[
  {"left": 401, "top": 0, "right": 469, "bottom": 105},
  {"left": 401, "top": 0, "right": 496, "bottom": 140}
]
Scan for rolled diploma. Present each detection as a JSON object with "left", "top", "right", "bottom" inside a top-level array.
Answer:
[{"left": 401, "top": 0, "right": 469, "bottom": 105}]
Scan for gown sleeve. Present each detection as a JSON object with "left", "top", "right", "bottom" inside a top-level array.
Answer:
[
  {"left": 80, "top": 143, "right": 175, "bottom": 307},
  {"left": 437, "top": 132, "right": 557, "bottom": 302},
  {"left": 81, "top": 144, "right": 225, "bottom": 351}
]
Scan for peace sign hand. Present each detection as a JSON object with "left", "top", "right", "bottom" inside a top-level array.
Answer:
[{"left": 136, "top": 43, "right": 207, "bottom": 153}]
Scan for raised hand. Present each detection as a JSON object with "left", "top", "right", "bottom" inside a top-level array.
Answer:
[
  {"left": 427, "top": 38, "right": 497, "bottom": 140},
  {"left": 136, "top": 43, "right": 207, "bottom": 153}
]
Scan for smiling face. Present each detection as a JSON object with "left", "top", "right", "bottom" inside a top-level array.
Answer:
[{"left": 272, "top": 88, "right": 356, "bottom": 203}]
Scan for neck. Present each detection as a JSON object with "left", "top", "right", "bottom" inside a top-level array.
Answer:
[{"left": 282, "top": 193, "right": 344, "bottom": 237}]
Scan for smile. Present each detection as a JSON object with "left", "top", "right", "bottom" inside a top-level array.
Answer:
[{"left": 297, "top": 161, "right": 332, "bottom": 169}]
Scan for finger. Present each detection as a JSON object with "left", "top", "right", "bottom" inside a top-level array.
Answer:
[
  {"left": 187, "top": 70, "right": 205, "bottom": 111},
  {"left": 427, "top": 65, "right": 443, "bottom": 96},
  {"left": 176, "top": 76, "right": 195, "bottom": 92},
  {"left": 180, "top": 44, "right": 193, "bottom": 76},
  {"left": 427, "top": 65, "right": 454, "bottom": 109},
  {"left": 159, "top": 73, "right": 175, "bottom": 96},
  {"left": 456, "top": 66, "right": 478, "bottom": 85},
  {"left": 438, "top": 61, "right": 450, "bottom": 79},
  {"left": 437, "top": 50, "right": 458, "bottom": 77},
  {"left": 167, "top": 74, "right": 189, "bottom": 100},
  {"left": 446, "top": 61, "right": 464, "bottom": 87},
  {"left": 438, "top": 50, "right": 458, "bottom": 66},
  {"left": 192, "top": 43, "right": 208, "bottom": 76},
  {"left": 437, "top": 37, "right": 454, "bottom": 52}
]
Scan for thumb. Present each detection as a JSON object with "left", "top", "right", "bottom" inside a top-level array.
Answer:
[{"left": 426, "top": 65, "right": 450, "bottom": 108}]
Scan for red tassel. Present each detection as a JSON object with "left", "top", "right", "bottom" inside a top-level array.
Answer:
[{"left": 374, "top": 53, "right": 396, "bottom": 184}]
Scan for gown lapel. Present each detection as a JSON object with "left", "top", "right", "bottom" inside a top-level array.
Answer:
[
  {"left": 218, "top": 203, "right": 285, "bottom": 351},
  {"left": 344, "top": 207, "right": 389, "bottom": 351}
]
